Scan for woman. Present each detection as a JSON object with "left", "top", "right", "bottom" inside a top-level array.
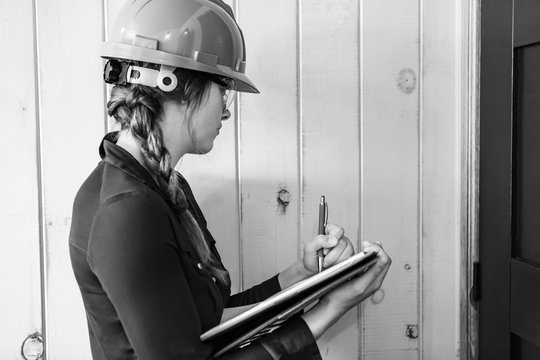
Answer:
[{"left": 69, "top": 0, "right": 391, "bottom": 359}]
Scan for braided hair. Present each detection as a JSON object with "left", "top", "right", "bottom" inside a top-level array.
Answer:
[{"left": 107, "top": 68, "right": 230, "bottom": 287}]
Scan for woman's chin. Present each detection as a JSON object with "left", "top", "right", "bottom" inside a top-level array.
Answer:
[{"left": 195, "top": 143, "right": 213, "bottom": 155}]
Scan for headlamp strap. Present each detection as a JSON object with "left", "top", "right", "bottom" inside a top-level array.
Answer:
[
  {"left": 127, "top": 65, "right": 158, "bottom": 88},
  {"left": 103, "top": 60, "right": 177, "bottom": 92}
]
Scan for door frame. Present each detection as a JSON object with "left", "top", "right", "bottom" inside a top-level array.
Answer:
[{"left": 461, "top": 0, "right": 481, "bottom": 358}]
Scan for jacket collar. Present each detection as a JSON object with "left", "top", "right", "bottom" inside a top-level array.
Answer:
[
  {"left": 99, "top": 132, "right": 171, "bottom": 202},
  {"left": 99, "top": 132, "right": 217, "bottom": 248}
]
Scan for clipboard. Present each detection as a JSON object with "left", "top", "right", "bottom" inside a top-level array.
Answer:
[{"left": 201, "top": 250, "right": 378, "bottom": 356}]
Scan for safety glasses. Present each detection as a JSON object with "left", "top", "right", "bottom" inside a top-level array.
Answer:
[{"left": 211, "top": 76, "right": 236, "bottom": 110}]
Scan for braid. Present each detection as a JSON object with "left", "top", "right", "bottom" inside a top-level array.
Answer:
[{"left": 107, "top": 81, "right": 230, "bottom": 287}]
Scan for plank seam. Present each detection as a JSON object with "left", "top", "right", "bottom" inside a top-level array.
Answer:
[
  {"left": 296, "top": 0, "right": 303, "bottom": 261},
  {"left": 233, "top": 0, "right": 244, "bottom": 292},
  {"left": 418, "top": 0, "right": 425, "bottom": 358},
  {"left": 102, "top": 0, "right": 109, "bottom": 134},
  {"left": 32, "top": 0, "right": 48, "bottom": 357},
  {"left": 358, "top": 0, "right": 366, "bottom": 359}
]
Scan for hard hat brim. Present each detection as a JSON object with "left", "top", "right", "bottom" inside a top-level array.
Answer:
[{"left": 102, "top": 42, "right": 259, "bottom": 94}]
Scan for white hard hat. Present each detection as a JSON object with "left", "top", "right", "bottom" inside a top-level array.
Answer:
[{"left": 102, "top": 0, "right": 259, "bottom": 93}]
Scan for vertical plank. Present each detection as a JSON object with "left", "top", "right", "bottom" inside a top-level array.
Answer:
[
  {"left": 421, "top": 0, "right": 461, "bottom": 358},
  {"left": 104, "top": 0, "right": 125, "bottom": 132},
  {"left": 360, "top": 0, "right": 420, "bottom": 358},
  {"left": 0, "top": 1, "right": 42, "bottom": 357},
  {"left": 179, "top": 0, "right": 242, "bottom": 294},
  {"left": 36, "top": 0, "right": 105, "bottom": 357},
  {"left": 237, "top": 0, "right": 300, "bottom": 287},
  {"left": 300, "top": 0, "right": 361, "bottom": 358}
]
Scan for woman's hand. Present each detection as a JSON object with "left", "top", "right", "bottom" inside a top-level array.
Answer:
[
  {"left": 303, "top": 223, "right": 355, "bottom": 276},
  {"left": 301, "top": 241, "right": 391, "bottom": 339},
  {"left": 278, "top": 223, "right": 355, "bottom": 290},
  {"left": 322, "top": 241, "right": 391, "bottom": 310}
]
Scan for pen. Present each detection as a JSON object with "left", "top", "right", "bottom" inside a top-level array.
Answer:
[{"left": 317, "top": 196, "right": 326, "bottom": 273}]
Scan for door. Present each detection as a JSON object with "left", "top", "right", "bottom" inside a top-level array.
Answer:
[{"left": 479, "top": 0, "right": 540, "bottom": 359}]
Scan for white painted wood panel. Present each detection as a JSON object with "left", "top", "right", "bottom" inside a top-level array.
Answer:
[
  {"left": 35, "top": 0, "right": 105, "bottom": 357},
  {"left": 236, "top": 0, "right": 301, "bottom": 287},
  {"left": 360, "top": 0, "right": 420, "bottom": 358},
  {"left": 0, "top": 1, "right": 42, "bottom": 357},
  {"left": 300, "top": 0, "right": 362, "bottom": 358},
  {"left": 421, "top": 0, "right": 461, "bottom": 358}
]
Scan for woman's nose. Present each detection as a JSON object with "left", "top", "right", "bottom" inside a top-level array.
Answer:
[{"left": 221, "top": 109, "right": 231, "bottom": 121}]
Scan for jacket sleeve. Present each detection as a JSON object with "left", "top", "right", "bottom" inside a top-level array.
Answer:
[
  {"left": 227, "top": 275, "right": 282, "bottom": 307},
  {"left": 88, "top": 192, "right": 320, "bottom": 359}
]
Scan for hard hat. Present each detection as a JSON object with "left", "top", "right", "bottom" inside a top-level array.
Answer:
[{"left": 101, "top": 0, "right": 259, "bottom": 93}]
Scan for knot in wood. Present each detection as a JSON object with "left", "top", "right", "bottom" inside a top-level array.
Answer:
[
  {"left": 396, "top": 69, "right": 417, "bottom": 94},
  {"left": 277, "top": 189, "right": 291, "bottom": 207}
]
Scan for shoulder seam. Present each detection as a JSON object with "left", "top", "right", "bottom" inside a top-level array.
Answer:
[{"left": 69, "top": 241, "right": 87, "bottom": 254}]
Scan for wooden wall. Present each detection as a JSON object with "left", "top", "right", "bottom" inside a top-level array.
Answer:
[
  {"left": 0, "top": 0, "right": 471, "bottom": 359},
  {"left": 0, "top": 1, "right": 43, "bottom": 359}
]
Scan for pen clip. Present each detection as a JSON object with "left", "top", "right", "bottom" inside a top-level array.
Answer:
[{"left": 324, "top": 202, "right": 329, "bottom": 227}]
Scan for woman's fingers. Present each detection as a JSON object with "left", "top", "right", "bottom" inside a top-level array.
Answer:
[
  {"left": 333, "top": 243, "right": 391, "bottom": 305},
  {"left": 323, "top": 236, "right": 355, "bottom": 267},
  {"left": 322, "top": 238, "right": 347, "bottom": 266},
  {"left": 325, "top": 223, "right": 344, "bottom": 240},
  {"left": 306, "top": 234, "right": 338, "bottom": 254},
  {"left": 356, "top": 243, "right": 391, "bottom": 293},
  {"left": 305, "top": 225, "right": 345, "bottom": 255},
  {"left": 302, "top": 224, "right": 360, "bottom": 275}
]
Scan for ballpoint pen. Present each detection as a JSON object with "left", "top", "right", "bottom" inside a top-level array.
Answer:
[{"left": 317, "top": 196, "right": 327, "bottom": 273}]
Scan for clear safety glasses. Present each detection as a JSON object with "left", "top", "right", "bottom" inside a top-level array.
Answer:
[{"left": 212, "top": 77, "right": 236, "bottom": 110}]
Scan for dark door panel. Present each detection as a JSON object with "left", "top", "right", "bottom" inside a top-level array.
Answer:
[
  {"left": 513, "top": 42, "right": 540, "bottom": 266},
  {"left": 511, "top": 334, "right": 540, "bottom": 360},
  {"left": 479, "top": 0, "right": 514, "bottom": 357},
  {"left": 514, "top": 0, "right": 540, "bottom": 47},
  {"left": 510, "top": 260, "right": 540, "bottom": 348},
  {"left": 480, "top": 0, "right": 540, "bottom": 359}
]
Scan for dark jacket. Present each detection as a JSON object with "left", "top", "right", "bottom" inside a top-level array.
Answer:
[{"left": 68, "top": 133, "right": 321, "bottom": 359}]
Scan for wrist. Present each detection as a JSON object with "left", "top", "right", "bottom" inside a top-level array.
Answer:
[
  {"left": 296, "top": 260, "right": 312, "bottom": 280},
  {"left": 301, "top": 298, "right": 342, "bottom": 340},
  {"left": 278, "top": 261, "right": 311, "bottom": 290}
]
